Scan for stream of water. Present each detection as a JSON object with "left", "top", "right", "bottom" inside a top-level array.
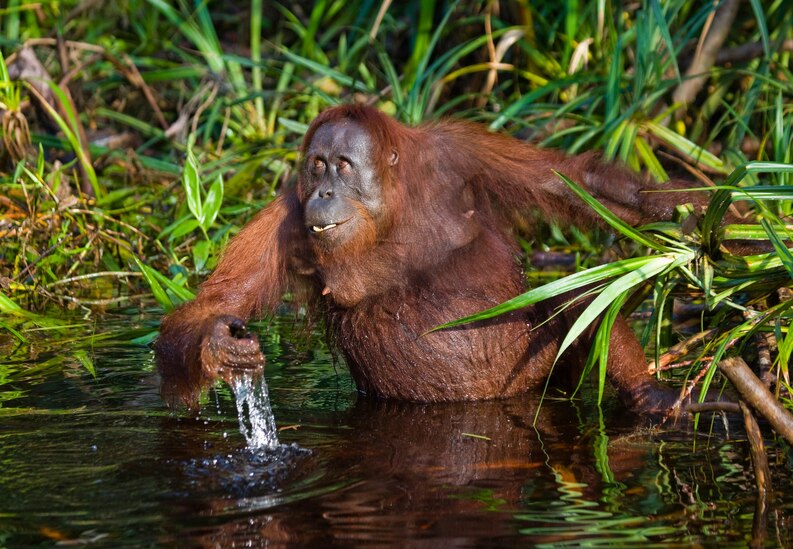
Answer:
[{"left": 229, "top": 371, "right": 280, "bottom": 450}]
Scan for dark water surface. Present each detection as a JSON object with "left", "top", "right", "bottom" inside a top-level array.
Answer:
[{"left": 1, "top": 311, "right": 792, "bottom": 547}]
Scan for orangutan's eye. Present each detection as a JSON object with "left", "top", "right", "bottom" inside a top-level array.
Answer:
[{"left": 312, "top": 158, "right": 326, "bottom": 174}]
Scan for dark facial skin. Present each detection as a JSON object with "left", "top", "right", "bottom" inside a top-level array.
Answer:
[{"left": 302, "top": 121, "right": 388, "bottom": 249}]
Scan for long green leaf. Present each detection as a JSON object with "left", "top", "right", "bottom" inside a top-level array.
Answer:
[
  {"left": 702, "top": 167, "right": 793, "bottom": 251},
  {"left": 202, "top": 174, "right": 224, "bottom": 232},
  {"left": 760, "top": 218, "right": 793, "bottom": 278},
  {"left": 649, "top": 0, "right": 681, "bottom": 82},
  {"left": 74, "top": 350, "right": 96, "bottom": 378},
  {"left": 595, "top": 295, "right": 627, "bottom": 404},
  {"left": 183, "top": 148, "right": 202, "bottom": 224},
  {"left": 434, "top": 255, "right": 670, "bottom": 330},
  {"left": 0, "top": 293, "right": 64, "bottom": 327},
  {"left": 643, "top": 121, "right": 725, "bottom": 173},
  {"left": 556, "top": 171, "right": 671, "bottom": 251},
  {"left": 747, "top": 0, "right": 770, "bottom": 56},
  {"left": 133, "top": 258, "right": 195, "bottom": 311},
  {"left": 134, "top": 257, "right": 173, "bottom": 311},
  {"left": 32, "top": 81, "right": 100, "bottom": 197},
  {"left": 555, "top": 254, "right": 681, "bottom": 363},
  {"left": 280, "top": 48, "right": 371, "bottom": 94}
]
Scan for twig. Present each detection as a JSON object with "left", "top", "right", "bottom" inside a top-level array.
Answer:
[
  {"left": 190, "top": 82, "right": 220, "bottom": 137},
  {"left": 54, "top": 293, "right": 149, "bottom": 306},
  {"left": 648, "top": 328, "right": 717, "bottom": 373},
  {"left": 479, "top": 5, "right": 524, "bottom": 108},
  {"left": 656, "top": 150, "right": 715, "bottom": 186},
  {"left": 21, "top": 37, "right": 106, "bottom": 54},
  {"left": 62, "top": 231, "right": 98, "bottom": 280},
  {"left": 100, "top": 53, "right": 169, "bottom": 131},
  {"left": 45, "top": 271, "right": 141, "bottom": 288},
  {"left": 215, "top": 106, "right": 232, "bottom": 156},
  {"left": 24, "top": 38, "right": 169, "bottom": 132},
  {"left": 369, "top": 0, "right": 392, "bottom": 41},
  {"left": 719, "top": 357, "right": 793, "bottom": 446},
  {"left": 479, "top": 4, "right": 497, "bottom": 109},
  {"left": 165, "top": 80, "right": 214, "bottom": 139},
  {"left": 67, "top": 208, "right": 148, "bottom": 238},
  {"left": 652, "top": 358, "right": 699, "bottom": 373},
  {"left": 59, "top": 53, "right": 102, "bottom": 87},
  {"left": 13, "top": 233, "right": 82, "bottom": 282},
  {"left": 672, "top": 0, "right": 740, "bottom": 107},
  {"left": 660, "top": 358, "right": 714, "bottom": 424},
  {"left": 717, "top": 39, "right": 793, "bottom": 65},
  {"left": 756, "top": 332, "right": 776, "bottom": 390},
  {"left": 687, "top": 401, "right": 740, "bottom": 414}
]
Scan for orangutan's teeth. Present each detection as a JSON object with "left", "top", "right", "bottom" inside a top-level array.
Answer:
[{"left": 312, "top": 224, "right": 337, "bottom": 233}]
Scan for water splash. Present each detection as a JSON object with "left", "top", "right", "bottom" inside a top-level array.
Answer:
[{"left": 229, "top": 372, "right": 279, "bottom": 450}]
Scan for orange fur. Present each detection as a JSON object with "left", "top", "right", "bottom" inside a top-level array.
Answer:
[{"left": 156, "top": 105, "right": 705, "bottom": 412}]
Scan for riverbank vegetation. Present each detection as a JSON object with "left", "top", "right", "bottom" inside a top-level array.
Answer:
[{"left": 1, "top": 0, "right": 792, "bottom": 430}]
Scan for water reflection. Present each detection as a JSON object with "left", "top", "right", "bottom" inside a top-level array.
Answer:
[
  {"left": 1, "top": 314, "right": 792, "bottom": 546},
  {"left": 159, "top": 395, "right": 778, "bottom": 546}
]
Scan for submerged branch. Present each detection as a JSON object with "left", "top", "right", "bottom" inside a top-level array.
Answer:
[
  {"left": 741, "top": 401, "right": 771, "bottom": 548},
  {"left": 741, "top": 400, "right": 772, "bottom": 496}
]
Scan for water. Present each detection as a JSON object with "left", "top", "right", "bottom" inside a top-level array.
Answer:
[
  {"left": 229, "top": 371, "right": 279, "bottom": 450},
  {"left": 1, "top": 310, "right": 793, "bottom": 546}
]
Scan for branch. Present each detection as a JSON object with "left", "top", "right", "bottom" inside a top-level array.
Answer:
[
  {"left": 719, "top": 357, "right": 793, "bottom": 446},
  {"left": 741, "top": 401, "right": 771, "bottom": 548},
  {"left": 672, "top": 0, "right": 740, "bottom": 107},
  {"left": 648, "top": 328, "right": 717, "bottom": 373},
  {"left": 686, "top": 401, "right": 740, "bottom": 414},
  {"left": 717, "top": 39, "right": 793, "bottom": 64}
]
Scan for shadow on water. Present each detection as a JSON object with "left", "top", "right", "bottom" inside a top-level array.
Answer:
[{"left": 1, "top": 311, "right": 792, "bottom": 546}]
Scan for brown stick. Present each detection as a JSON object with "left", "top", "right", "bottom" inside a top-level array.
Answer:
[
  {"left": 687, "top": 401, "right": 740, "bottom": 414},
  {"left": 740, "top": 401, "right": 771, "bottom": 549},
  {"left": 648, "top": 328, "right": 717, "bottom": 372},
  {"left": 369, "top": 0, "right": 392, "bottom": 41},
  {"left": 717, "top": 39, "right": 793, "bottom": 65},
  {"left": 672, "top": 0, "right": 740, "bottom": 107},
  {"left": 741, "top": 401, "right": 771, "bottom": 497},
  {"left": 719, "top": 357, "right": 793, "bottom": 446},
  {"left": 756, "top": 332, "right": 776, "bottom": 390}
]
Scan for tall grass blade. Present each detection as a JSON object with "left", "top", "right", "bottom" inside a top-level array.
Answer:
[
  {"left": 434, "top": 256, "right": 673, "bottom": 330},
  {"left": 649, "top": 0, "right": 681, "bottom": 81},
  {"left": 556, "top": 171, "right": 670, "bottom": 251},
  {"left": 554, "top": 254, "right": 684, "bottom": 365},
  {"left": 748, "top": 0, "right": 770, "bottom": 56}
]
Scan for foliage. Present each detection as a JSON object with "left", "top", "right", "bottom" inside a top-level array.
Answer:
[{"left": 0, "top": 0, "right": 791, "bottom": 407}]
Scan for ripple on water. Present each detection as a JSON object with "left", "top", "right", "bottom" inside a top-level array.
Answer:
[{"left": 180, "top": 443, "right": 310, "bottom": 498}]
